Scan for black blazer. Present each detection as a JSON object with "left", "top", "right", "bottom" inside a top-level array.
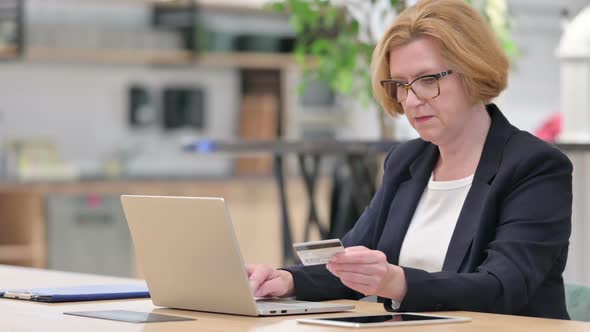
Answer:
[{"left": 284, "top": 104, "right": 573, "bottom": 319}]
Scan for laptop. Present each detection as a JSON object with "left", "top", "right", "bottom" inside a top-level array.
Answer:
[{"left": 120, "top": 195, "right": 354, "bottom": 316}]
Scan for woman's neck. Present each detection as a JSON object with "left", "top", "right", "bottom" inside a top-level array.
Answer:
[{"left": 433, "top": 103, "right": 491, "bottom": 181}]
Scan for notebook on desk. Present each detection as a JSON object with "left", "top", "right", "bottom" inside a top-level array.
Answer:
[{"left": 0, "top": 283, "right": 150, "bottom": 302}]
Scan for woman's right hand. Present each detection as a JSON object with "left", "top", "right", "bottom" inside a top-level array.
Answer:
[{"left": 247, "top": 264, "right": 295, "bottom": 298}]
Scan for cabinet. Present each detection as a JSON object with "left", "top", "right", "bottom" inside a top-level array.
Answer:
[
  {"left": 0, "top": 177, "right": 330, "bottom": 275},
  {"left": 46, "top": 194, "right": 133, "bottom": 277},
  {"left": 0, "top": 178, "right": 330, "bottom": 274}
]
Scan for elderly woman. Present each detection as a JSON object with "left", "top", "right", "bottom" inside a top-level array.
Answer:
[{"left": 248, "top": 0, "right": 572, "bottom": 319}]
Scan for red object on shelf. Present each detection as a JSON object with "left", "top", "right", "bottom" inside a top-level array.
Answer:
[
  {"left": 534, "top": 112, "right": 563, "bottom": 143},
  {"left": 86, "top": 194, "right": 102, "bottom": 209}
]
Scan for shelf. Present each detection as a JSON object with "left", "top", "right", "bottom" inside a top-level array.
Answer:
[
  {"left": 25, "top": 47, "right": 194, "bottom": 65},
  {"left": 196, "top": 0, "right": 273, "bottom": 13},
  {"left": 0, "top": 245, "right": 32, "bottom": 262},
  {"left": 24, "top": 47, "right": 297, "bottom": 69},
  {"left": 299, "top": 112, "right": 349, "bottom": 127},
  {"left": 197, "top": 52, "right": 296, "bottom": 69},
  {"left": 0, "top": 45, "right": 18, "bottom": 58},
  {"left": 76, "top": 0, "right": 279, "bottom": 14}
]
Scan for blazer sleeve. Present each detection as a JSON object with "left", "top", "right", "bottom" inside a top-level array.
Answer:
[
  {"left": 283, "top": 147, "right": 398, "bottom": 301},
  {"left": 386, "top": 147, "right": 573, "bottom": 315}
]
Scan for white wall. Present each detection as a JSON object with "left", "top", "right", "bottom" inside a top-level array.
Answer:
[
  {"left": 496, "top": 0, "right": 585, "bottom": 131},
  {"left": 379, "top": 0, "right": 589, "bottom": 140},
  {"left": 564, "top": 152, "right": 590, "bottom": 286}
]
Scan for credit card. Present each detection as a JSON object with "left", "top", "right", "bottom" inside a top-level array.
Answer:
[{"left": 293, "top": 239, "right": 344, "bottom": 266}]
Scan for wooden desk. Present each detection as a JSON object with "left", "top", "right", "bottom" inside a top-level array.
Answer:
[{"left": 1, "top": 265, "right": 589, "bottom": 331}]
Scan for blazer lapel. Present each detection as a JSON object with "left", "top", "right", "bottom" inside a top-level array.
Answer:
[
  {"left": 442, "top": 180, "right": 490, "bottom": 272},
  {"left": 378, "top": 144, "right": 439, "bottom": 264},
  {"left": 442, "top": 104, "right": 516, "bottom": 272}
]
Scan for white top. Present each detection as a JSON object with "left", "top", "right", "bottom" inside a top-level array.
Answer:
[{"left": 398, "top": 174, "right": 474, "bottom": 273}]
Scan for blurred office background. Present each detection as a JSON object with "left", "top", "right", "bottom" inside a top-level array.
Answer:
[{"left": 0, "top": 0, "right": 589, "bottom": 289}]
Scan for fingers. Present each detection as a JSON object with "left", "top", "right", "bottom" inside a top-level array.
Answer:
[
  {"left": 247, "top": 265, "right": 293, "bottom": 298},
  {"left": 344, "top": 246, "right": 369, "bottom": 252},
  {"left": 325, "top": 248, "right": 392, "bottom": 297},
  {"left": 248, "top": 265, "right": 272, "bottom": 293},
  {"left": 328, "top": 246, "right": 368, "bottom": 261},
  {"left": 254, "top": 276, "right": 286, "bottom": 297},
  {"left": 331, "top": 269, "right": 387, "bottom": 296},
  {"left": 246, "top": 268, "right": 292, "bottom": 298},
  {"left": 327, "top": 262, "right": 386, "bottom": 276},
  {"left": 330, "top": 248, "right": 387, "bottom": 264},
  {"left": 246, "top": 264, "right": 256, "bottom": 277},
  {"left": 339, "top": 278, "right": 378, "bottom": 296},
  {"left": 332, "top": 270, "right": 379, "bottom": 285},
  {"left": 327, "top": 261, "right": 380, "bottom": 283}
]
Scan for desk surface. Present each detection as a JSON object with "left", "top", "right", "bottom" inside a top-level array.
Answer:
[{"left": 1, "top": 265, "right": 589, "bottom": 331}]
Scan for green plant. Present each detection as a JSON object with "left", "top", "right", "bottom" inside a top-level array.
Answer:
[
  {"left": 267, "top": 0, "right": 383, "bottom": 104},
  {"left": 267, "top": 0, "right": 518, "bottom": 104},
  {"left": 480, "top": 0, "right": 519, "bottom": 59}
]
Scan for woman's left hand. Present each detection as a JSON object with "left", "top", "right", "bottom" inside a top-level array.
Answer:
[{"left": 326, "top": 246, "right": 407, "bottom": 302}]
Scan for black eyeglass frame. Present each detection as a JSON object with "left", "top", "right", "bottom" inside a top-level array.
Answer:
[{"left": 380, "top": 69, "right": 454, "bottom": 103}]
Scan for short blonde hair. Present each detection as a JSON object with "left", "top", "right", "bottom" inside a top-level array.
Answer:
[{"left": 371, "top": 0, "right": 509, "bottom": 116}]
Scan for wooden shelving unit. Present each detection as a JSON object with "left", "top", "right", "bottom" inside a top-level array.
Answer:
[
  {"left": 24, "top": 47, "right": 297, "bottom": 69},
  {"left": 0, "top": 192, "right": 45, "bottom": 268},
  {"left": 0, "top": 178, "right": 329, "bottom": 270},
  {"left": 24, "top": 47, "right": 192, "bottom": 65},
  {"left": 197, "top": 52, "right": 296, "bottom": 69},
  {"left": 0, "top": 0, "right": 303, "bottom": 270},
  {"left": 99, "top": 0, "right": 272, "bottom": 13},
  {"left": 18, "top": 0, "right": 294, "bottom": 67},
  {"left": 0, "top": 46, "right": 18, "bottom": 58},
  {"left": 0, "top": 245, "right": 33, "bottom": 262}
]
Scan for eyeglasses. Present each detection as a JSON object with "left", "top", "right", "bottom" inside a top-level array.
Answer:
[{"left": 380, "top": 70, "right": 454, "bottom": 103}]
